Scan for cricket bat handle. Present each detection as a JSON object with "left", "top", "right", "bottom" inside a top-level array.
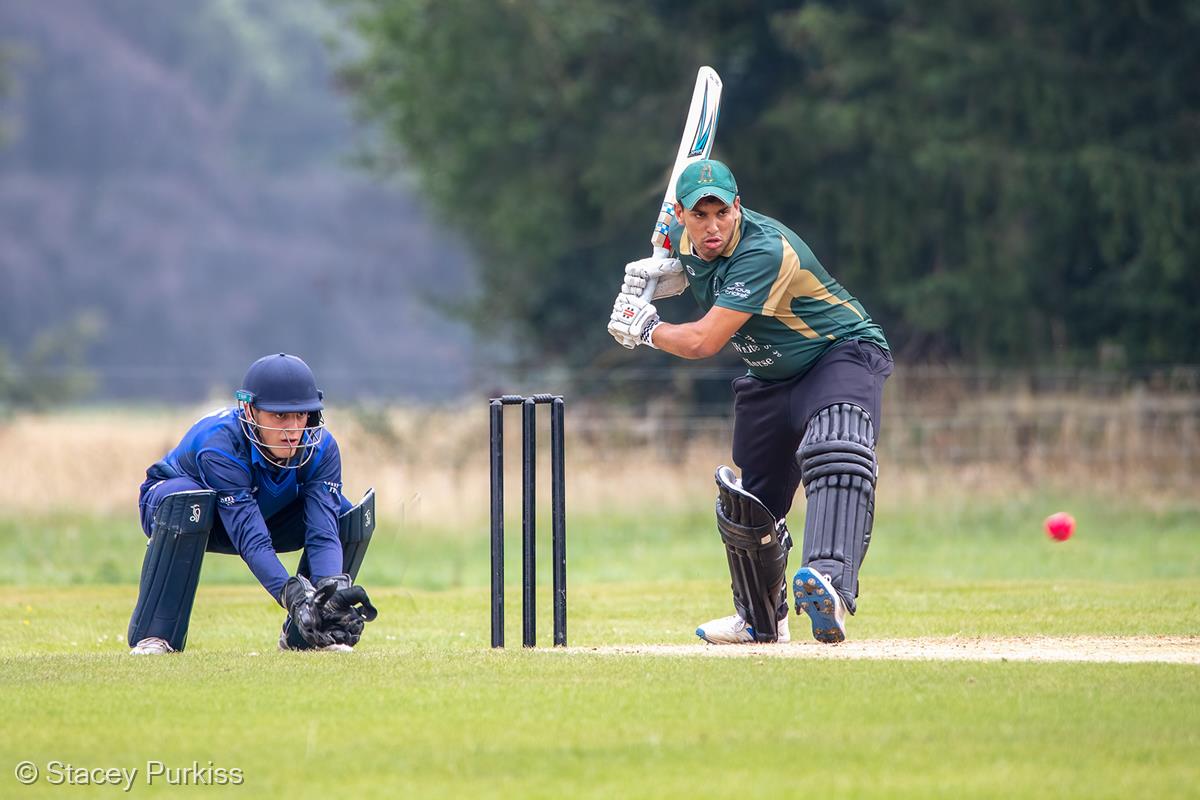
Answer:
[
  {"left": 637, "top": 248, "right": 673, "bottom": 304},
  {"left": 638, "top": 211, "right": 675, "bottom": 302}
]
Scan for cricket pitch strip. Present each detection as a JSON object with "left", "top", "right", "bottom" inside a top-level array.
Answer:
[{"left": 571, "top": 636, "right": 1200, "bottom": 664}]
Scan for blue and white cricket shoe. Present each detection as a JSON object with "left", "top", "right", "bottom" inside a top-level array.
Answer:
[
  {"left": 696, "top": 613, "right": 790, "bottom": 644},
  {"left": 793, "top": 567, "right": 847, "bottom": 643}
]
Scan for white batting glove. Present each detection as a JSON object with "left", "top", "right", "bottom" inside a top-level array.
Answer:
[
  {"left": 620, "top": 257, "right": 688, "bottom": 300},
  {"left": 608, "top": 295, "right": 661, "bottom": 349},
  {"left": 609, "top": 328, "right": 639, "bottom": 349}
]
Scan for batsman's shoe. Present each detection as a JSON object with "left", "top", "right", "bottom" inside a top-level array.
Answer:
[
  {"left": 794, "top": 567, "right": 847, "bottom": 644},
  {"left": 129, "top": 636, "right": 174, "bottom": 655},
  {"left": 695, "top": 613, "right": 790, "bottom": 645}
]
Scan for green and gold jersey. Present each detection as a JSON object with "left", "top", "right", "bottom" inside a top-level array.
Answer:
[{"left": 671, "top": 207, "right": 888, "bottom": 381}]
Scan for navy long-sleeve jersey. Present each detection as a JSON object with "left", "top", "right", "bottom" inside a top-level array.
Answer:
[{"left": 143, "top": 408, "right": 344, "bottom": 599}]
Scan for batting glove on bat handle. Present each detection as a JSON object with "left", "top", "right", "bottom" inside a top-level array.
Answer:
[{"left": 608, "top": 296, "right": 660, "bottom": 349}]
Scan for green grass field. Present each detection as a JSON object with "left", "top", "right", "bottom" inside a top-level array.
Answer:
[{"left": 2, "top": 489, "right": 1198, "bottom": 797}]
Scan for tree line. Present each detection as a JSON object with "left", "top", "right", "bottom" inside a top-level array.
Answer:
[{"left": 338, "top": 0, "right": 1200, "bottom": 370}]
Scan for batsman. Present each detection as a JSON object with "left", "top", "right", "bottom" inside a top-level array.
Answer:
[
  {"left": 127, "top": 353, "right": 378, "bottom": 654},
  {"left": 609, "top": 160, "right": 893, "bottom": 644}
]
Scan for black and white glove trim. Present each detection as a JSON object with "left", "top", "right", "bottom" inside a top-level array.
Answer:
[{"left": 640, "top": 318, "right": 661, "bottom": 349}]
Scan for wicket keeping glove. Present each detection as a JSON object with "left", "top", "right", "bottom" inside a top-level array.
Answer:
[
  {"left": 314, "top": 574, "right": 378, "bottom": 648},
  {"left": 280, "top": 575, "right": 335, "bottom": 649}
]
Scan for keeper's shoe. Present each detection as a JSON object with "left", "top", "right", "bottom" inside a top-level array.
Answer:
[
  {"left": 793, "top": 567, "right": 847, "bottom": 643},
  {"left": 695, "top": 613, "right": 790, "bottom": 645},
  {"left": 129, "top": 636, "right": 174, "bottom": 655},
  {"left": 278, "top": 620, "right": 353, "bottom": 653}
]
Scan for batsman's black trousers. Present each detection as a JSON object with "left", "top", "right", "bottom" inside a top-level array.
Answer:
[{"left": 731, "top": 338, "right": 893, "bottom": 520}]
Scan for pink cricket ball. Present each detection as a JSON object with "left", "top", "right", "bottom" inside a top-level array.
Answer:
[{"left": 1044, "top": 512, "right": 1076, "bottom": 541}]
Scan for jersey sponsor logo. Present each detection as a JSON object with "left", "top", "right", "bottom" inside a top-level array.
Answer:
[
  {"left": 731, "top": 332, "right": 763, "bottom": 355},
  {"left": 189, "top": 504, "right": 202, "bottom": 522},
  {"left": 722, "top": 281, "right": 751, "bottom": 300},
  {"left": 745, "top": 356, "right": 775, "bottom": 368},
  {"left": 685, "top": 264, "right": 695, "bottom": 276},
  {"left": 220, "top": 489, "right": 252, "bottom": 505},
  {"left": 323, "top": 480, "right": 342, "bottom": 497}
]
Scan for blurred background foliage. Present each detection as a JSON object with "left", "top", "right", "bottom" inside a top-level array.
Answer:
[
  {"left": 0, "top": 1, "right": 1197, "bottom": 411},
  {"left": 338, "top": 0, "right": 1200, "bottom": 369},
  {"left": 0, "top": 0, "right": 474, "bottom": 408}
]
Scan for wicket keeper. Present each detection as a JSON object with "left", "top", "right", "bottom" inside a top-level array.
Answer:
[
  {"left": 609, "top": 160, "right": 892, "bottom": 644},
  {"left": 128, "top": 353, "right": 377, "bottom": 654}
]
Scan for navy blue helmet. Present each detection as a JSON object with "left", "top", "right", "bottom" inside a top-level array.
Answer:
[
  {"left": 235, "top": 354, "right": 325, "bottom": 468},
  {"left": 237, "top": 353, "right": 324, "bottom": 412}
]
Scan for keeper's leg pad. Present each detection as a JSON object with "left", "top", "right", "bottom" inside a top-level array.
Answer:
[
  {"left": 714, "top": 466, "right": 792, "bottom": 642},
  {"left": 797, "top": 403, "right": 877, "bottom": 613},
  {"left": 338, "top": 487, "right": 375, "bottom": 581},
  {"left": 127, "top": 490, "right": 216, "bottom": 651},
  {"left": 298, "top": 488, "right": 376, "bottom": 582}
]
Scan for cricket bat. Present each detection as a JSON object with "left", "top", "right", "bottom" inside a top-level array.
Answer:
[{"left": 641, "top": 66, "right": 723, "bottom": 301}]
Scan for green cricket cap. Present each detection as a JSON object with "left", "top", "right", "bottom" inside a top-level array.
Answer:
[{"left": 676, "top": 159, "right": 738, "bottom": 210}]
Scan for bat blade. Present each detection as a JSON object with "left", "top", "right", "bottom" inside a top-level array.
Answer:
[
  {"left": 617, "top": 67, "right": 724, "bottom": 348},
  {"left": 625, "top": 67, "right": 723, "bottom": 316},
  {"left": 650, "top": 66, "right": 723, "bottom": 258}
]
